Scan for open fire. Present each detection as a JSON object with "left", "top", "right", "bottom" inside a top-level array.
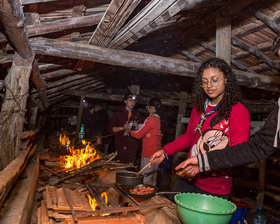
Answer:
[
  {"left": 87, "top": 192, "right": 111, "bottom": 216},
  {"left": 59, "top": 136, "right": 101, "bottom": 170},
  {"left": 59, "top": 134, "right": 70, "bottom": 146}
]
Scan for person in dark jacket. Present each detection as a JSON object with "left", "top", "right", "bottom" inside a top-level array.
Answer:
[
  {"left": 175, "top": 97, "right": 280, "bottom": 176},
  {"left": 108, "top": 94, "right": 143, "bottom": 164}
]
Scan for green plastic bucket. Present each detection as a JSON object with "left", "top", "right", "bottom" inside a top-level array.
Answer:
[{"left": 174, "top": 193, "right": 237, "bottom": 224}]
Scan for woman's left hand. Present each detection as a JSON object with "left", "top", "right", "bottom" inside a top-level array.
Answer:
[{"left": 175, "top": 157, "right": 199, "bottom": 177}]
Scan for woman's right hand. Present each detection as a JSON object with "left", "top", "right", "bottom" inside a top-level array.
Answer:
[{"left": 150, "top": 150, "right": 165, "bottom": 165}]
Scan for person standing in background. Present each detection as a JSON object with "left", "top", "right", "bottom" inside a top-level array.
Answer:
[
  {"left": 109, "top": 93, "right": 143, "bottom": 165},
  {"left": 130, "top": 97, "right": 163, "bottom": 186}
]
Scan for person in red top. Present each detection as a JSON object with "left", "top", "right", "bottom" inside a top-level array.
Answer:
[
  {"left": 150, "top": 57, "right": 251, "bottom": 199},
  {"left": 130, "top": 97, "right": 162, "bottom": 186}
]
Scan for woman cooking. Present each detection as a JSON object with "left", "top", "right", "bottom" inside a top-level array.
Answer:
[
  {"left": 150, "top": 57, "right": 251, "bottom": 199},
  {"left": 129, "top": 97, "right": 163, "bottom": 186}
]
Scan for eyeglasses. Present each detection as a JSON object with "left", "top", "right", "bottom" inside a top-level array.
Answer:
[{"left": 200, "top": 77, "right": 224, "bottom": 88}]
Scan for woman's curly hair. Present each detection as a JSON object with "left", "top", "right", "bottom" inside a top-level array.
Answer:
[{"left": 192, "top": 57, "right": 241, "bottom": 119}]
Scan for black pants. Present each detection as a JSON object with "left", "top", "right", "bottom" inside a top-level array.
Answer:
[{"left": 172, "top": 177, "right": 230, "bottom": 200}]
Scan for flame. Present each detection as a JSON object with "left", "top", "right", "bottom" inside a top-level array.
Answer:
[
  {"left": 87, "top": 192, "right": 110, "bottom": 216},
  {"left": 59, "top": 134, "right": 70, "bottom": 146},
  {"left": 59, "top": 140, "right": 101, "bottom": 170}
]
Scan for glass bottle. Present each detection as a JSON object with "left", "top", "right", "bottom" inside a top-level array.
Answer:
[{"left": 253, "top": 206, "right": 267, "bottom": 224}]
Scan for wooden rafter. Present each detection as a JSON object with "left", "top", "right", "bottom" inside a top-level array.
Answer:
[
  {"left": 232, "top": 36, "right": 280, "bottom": 71},
  {"left": 27, "top": 13, "right": 103, "bottom": 37},
  {"left": 200, "top": 41, "right": 257, "bottom": 73},
  {"left": 109, "top": 0, "right": 195, "bottom": 49},
  {"left": 30, "top": 37, "right": 199, "bottom": 77},
  {"left": 254, "top": 10, "right": 280, "bottom": 34},
  {"left": 88, "top": 0, "right": 142, "bottom": 47},
  {"left": 29, "top": 37, "right": 280, "bottom": 93}
]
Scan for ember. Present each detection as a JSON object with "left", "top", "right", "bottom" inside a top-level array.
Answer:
[{"left": 59, "top": 140, "right": 101, "bottom": 170}]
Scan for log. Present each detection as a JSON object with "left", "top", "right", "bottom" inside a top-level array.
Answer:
[
  {"left": 30, "top": 37, "right": 200, "bottom": 77},
  {"left": 0, "top": 154, "right": 39, "bottom": 224},
  {"left": 0, "top": 144, "right": 37, "bottom": 209},
  {"left": 254, "top": 10, "right": 280, "bottom": 34},
  {"left": 64, "top": 90, "right": 190, "bottom": 107},
  {"left": 0, "top": 53, "right": 34, "bottom": 169},
  {"left": 29, "top": 37, "right": 280, "bottom": 93},
  {"left": 27, "top": 13, "right": 103, "bottom": 37},
  {"left": 0, "top": 0, "right": 33, "bottom": 59},
  {"left": 21, "top": 128, "right": 40, "bottom": 139},
  {"left": 30, "top": 59, "right": 49, "bottom": 110},
  {"left": 232, "top": 36, "right": 280, "bottom": 71}
]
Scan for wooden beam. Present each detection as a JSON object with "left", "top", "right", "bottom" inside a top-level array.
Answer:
[
  {"left": 30, "top": 60, "right": 49, "bottom": 110},
  {"left": 0, "top": 54, "right": 34, "bottom": 169},
  {"left": 64, "top": 90, "right": 189, "bottom": 107},
  {"left": 0, "top": 0, "right": 33, "bottom": 59},
  {"left": 30, "top": 37, "right": 199, "bottom": 77},
  {"left": 216, "top": 14, "right": 231, "bottom": 64},
  {"left": 232, "top": 37, "right": 280, "bottom": 71},
  {"left": 254, "top": 10, "right": 280, "bottom": 34},
  {"left": 0, "top": 143, "right": 36, "bottom": 209},
  {"left": 30, "top": 37, "right": 280, "bottom": 93},
  {"left": 199, "top": 41, "right": 257, "bottom": 73},
  {"left": 109, "top": 0, "right": 208, "bottom": 49},
  {"left": 27, "top": 13, "right": 103, "bottom": 37},
  {"left": 180, "top": 51, "right": 203, "bottom": 63},
  {"left": 70, "top": 0, "right": 86, "bottom": 41},
  {"left": 22, "top": 0, "right": 58, "bottom": 4},
  {"left": 89, "top": 0, "right": 141, "bottom": 47},
  {"left": 41, "top": 69, "right": 78, "bottom": 81}
]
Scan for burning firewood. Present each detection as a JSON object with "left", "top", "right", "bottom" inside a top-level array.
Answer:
[{"left": 49, "top": 152, "right": 134, "bottom": 186}]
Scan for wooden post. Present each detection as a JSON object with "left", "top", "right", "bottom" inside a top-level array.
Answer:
[
  {"left": 75, "top": 96, "right": 85, "bottom": 142},
  {"left": 0, "top": 53, "right": 34, "bottom": 170},
  {"left": 216, "top": 14, "right": 231, "bottom": 64}
]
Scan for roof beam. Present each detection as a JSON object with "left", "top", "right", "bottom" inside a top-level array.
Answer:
[
  {"left": 64, "top": 90, "right": 188, "bottom": 107},
  {"left": 27, "top": 13, "right": 103, "bottom": 37},
  {"left": 232, "top": 37, "right": 280, "bottom": 71},
  {"left": 30, "top": 37, "right": 199, "bottom": 77},
  {"left": 88, "top": 0, "right": 142, "bottom": 47},
  {"left": 198, "top": 41, "right": 257, "bottom": 73},
  {"left": 29, "top": 37, "right": 280, "bottom": 93},
  {"left": 0, "top": 0, "right": 48, "bottom": 110},
  {"left": 109, "top": 0, "right": 206, "bottom": 48},
  {"left": 254, "top": 10, "right": 280, "bottom": 34}
]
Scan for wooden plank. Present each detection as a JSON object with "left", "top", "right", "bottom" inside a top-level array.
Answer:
[
  {"left": 109, "top": 0, "right": 178, "bottom": 48},
  {"left": 89, "top": 0, "right": 141, "bottom": 47},
  {"left": 44, "top": 186, "right": 93, "bottom": 212},
  {"left": 0, "top": 154, "right": 39, "bottom": 224},
  {"left": 117, "top": 0, "right": 208, "bottom": 49}
]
